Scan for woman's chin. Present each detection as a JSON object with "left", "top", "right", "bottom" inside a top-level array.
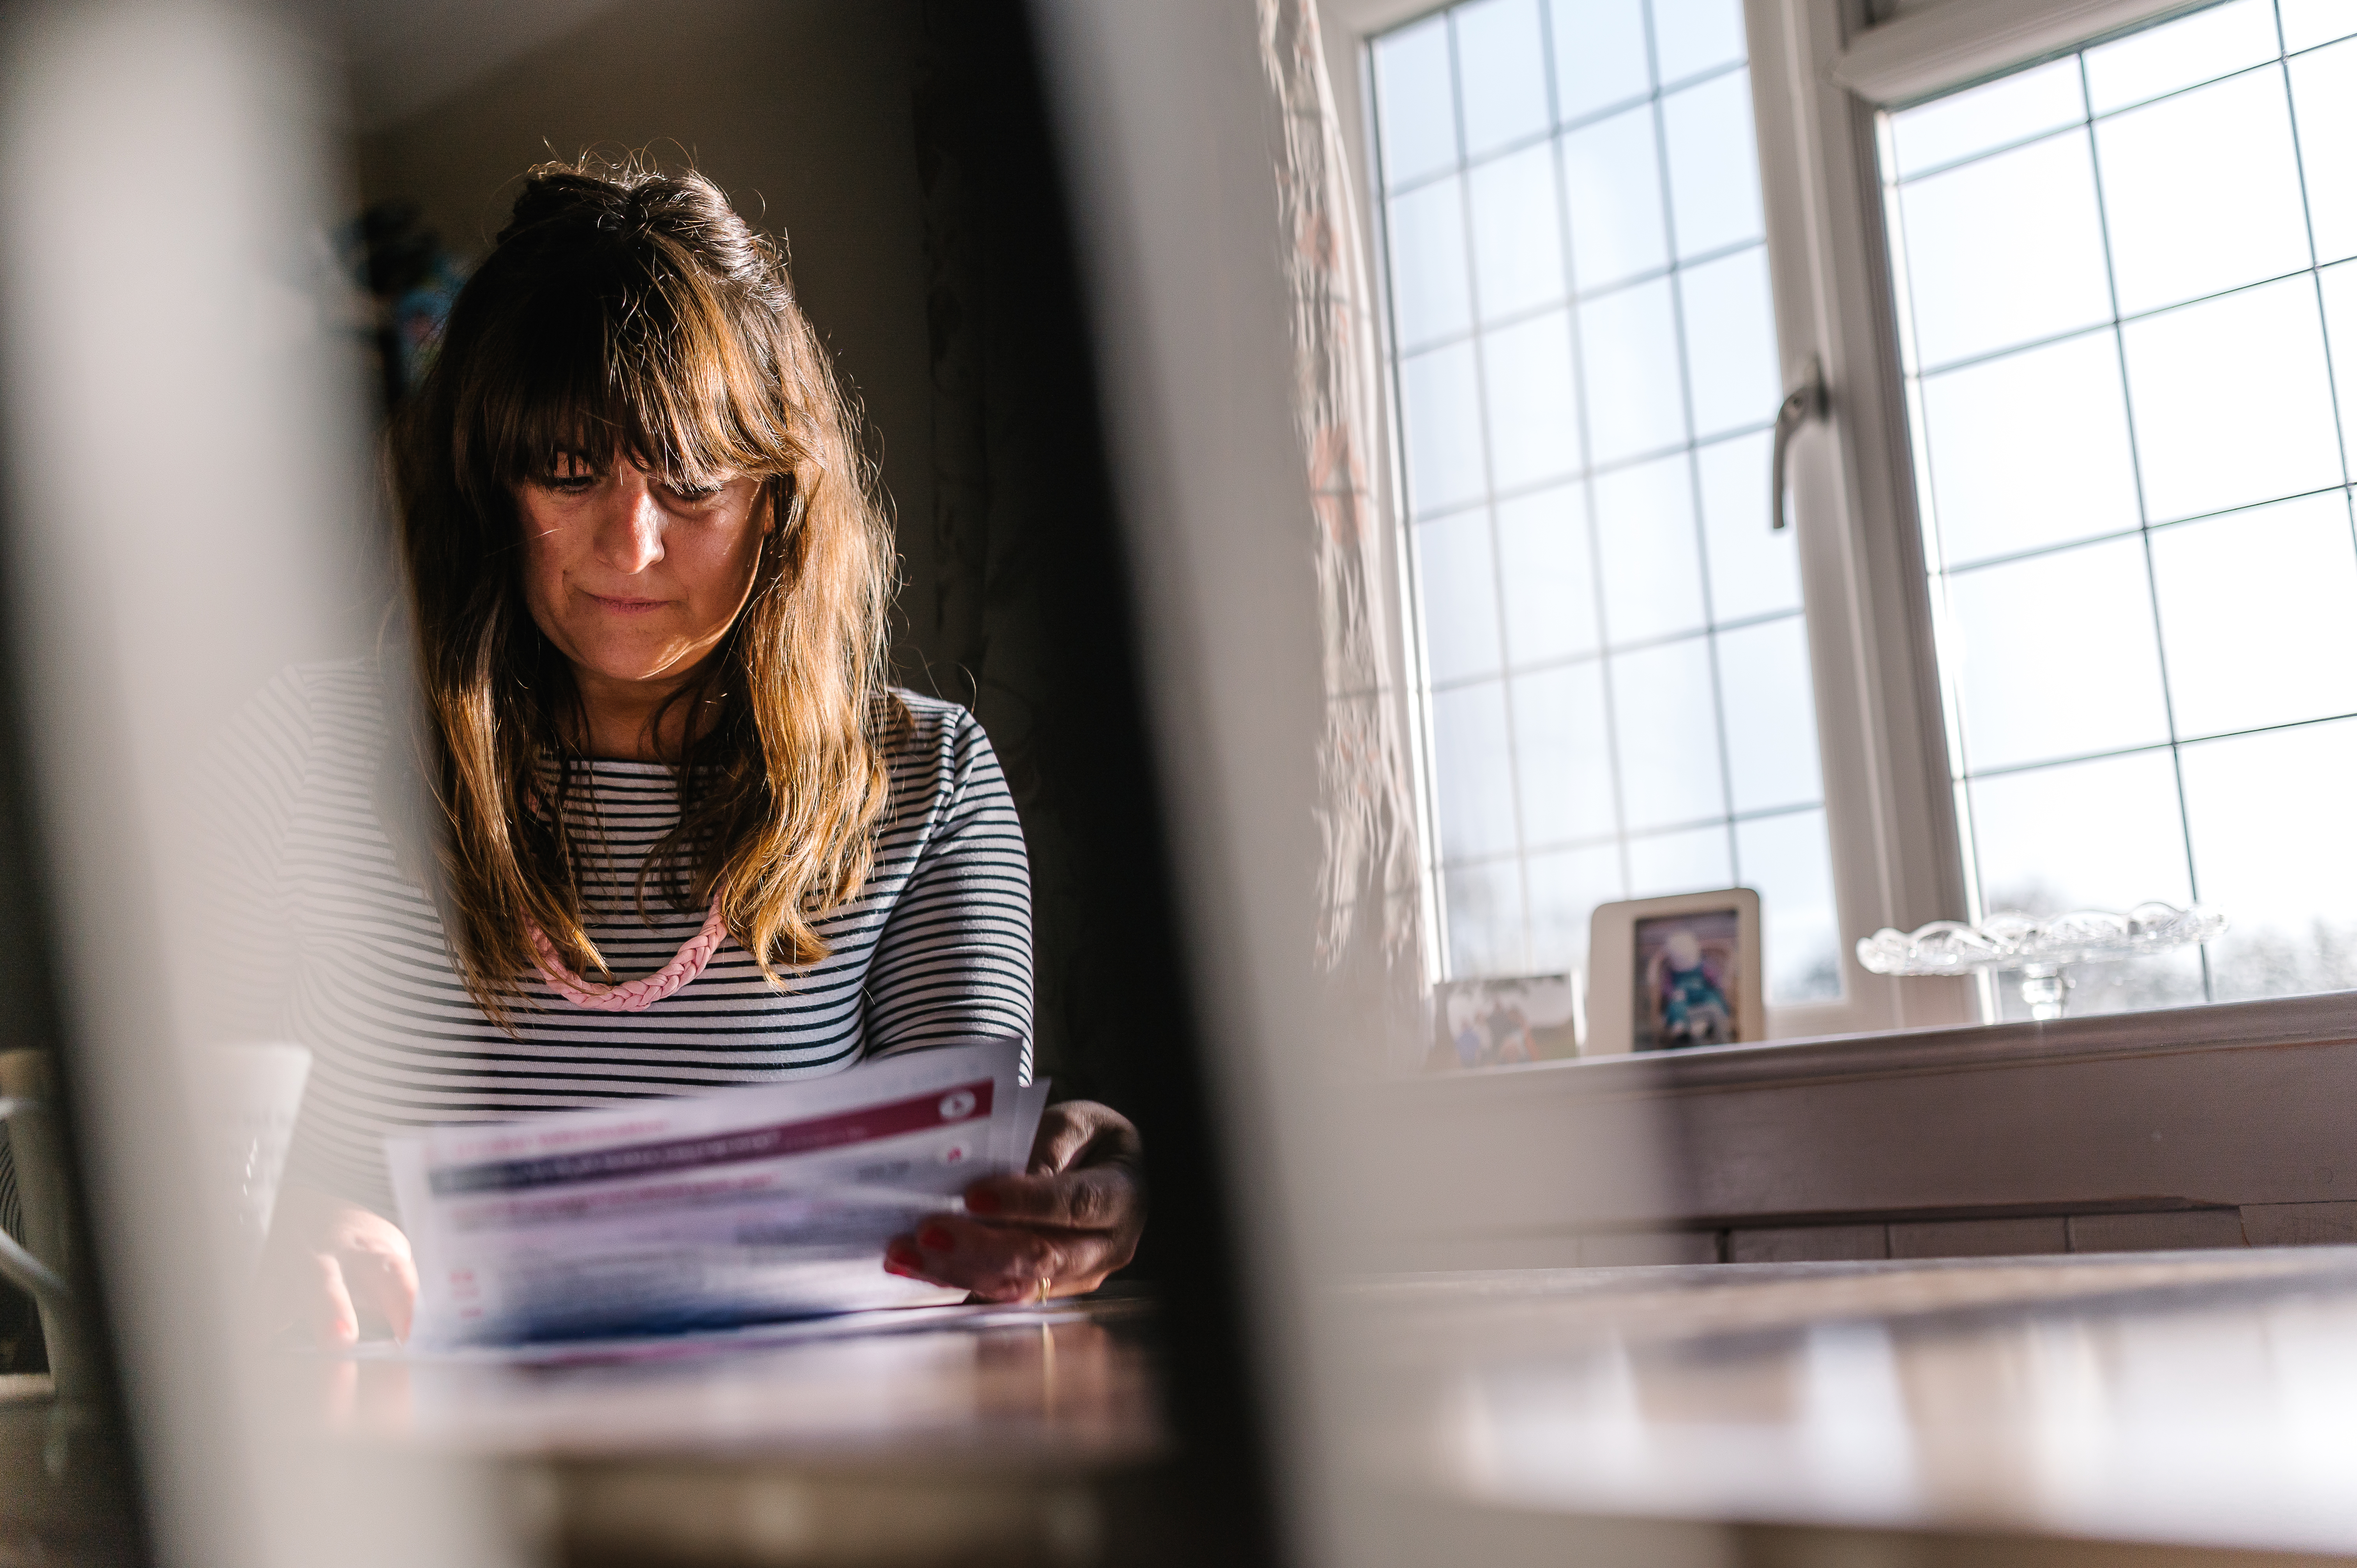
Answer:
[
  {"left": 564, "top": 641, "right": 703, "bottom": 688},
  {"left": 598, "top": 664, "right": 692, "bottom": 689}
]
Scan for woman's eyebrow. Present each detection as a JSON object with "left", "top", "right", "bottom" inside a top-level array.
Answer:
[{"left": 651, "top": 460, "right": 739, "bottom": 488}]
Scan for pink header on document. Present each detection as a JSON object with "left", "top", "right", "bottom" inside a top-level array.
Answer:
[{"left": 426, "top": 1080, "right": 996, "bottom": 1196}]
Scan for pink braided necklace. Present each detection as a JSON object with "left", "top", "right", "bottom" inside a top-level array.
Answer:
[
  {"left": 524, "top": 766, "right": 728, "bottom": 1013},
  {"left": 528, "top": 895, "right": 728, "bottom": 1012}
]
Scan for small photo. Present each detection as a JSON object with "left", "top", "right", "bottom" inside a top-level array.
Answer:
[
  {"left": 1633, "top": 910, "right": 1742, "bottom": 1052},
  {"left": 1429, "top": 975, "right": 1581, "bottom": 1071}
]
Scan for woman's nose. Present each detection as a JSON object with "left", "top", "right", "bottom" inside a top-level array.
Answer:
[{"left": 595, "top": 472, "right": 665, "bottom": 574}]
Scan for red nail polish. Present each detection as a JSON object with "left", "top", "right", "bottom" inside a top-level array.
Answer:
[
  {"left": 883, "top": 1259, "right": 916, "bottom": 1279},
  {"left": 886, "top": 1242, "right": 922, "bottom": 1268},
  {"left": 965, "top": 1188, "right": 1002, "bottom": 1216},
  {"left": 918, "top": 1223, "right": 955, "bottom": 1252}
]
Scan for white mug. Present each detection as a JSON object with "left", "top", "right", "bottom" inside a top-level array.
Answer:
[{"left": 185, "top": 1043, "right": 312, "bottom": 1275}]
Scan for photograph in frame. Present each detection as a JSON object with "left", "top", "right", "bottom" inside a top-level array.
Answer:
[
  {"left": 1426, "top": 975, "right": 1581, "bottom": 1071},
  {"left": 1585, "top": 889, "right": 1765, "bottom": 1056},
  {"left": 1633, "top": 909, "right": 1740, "bottom": 1051}
]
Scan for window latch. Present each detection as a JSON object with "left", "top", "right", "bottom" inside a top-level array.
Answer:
[{"left": 1770, "top": 357, "right": 1827, "bottom": 531}]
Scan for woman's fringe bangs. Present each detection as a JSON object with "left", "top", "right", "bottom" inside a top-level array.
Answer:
[{"left": 468, "top": 256, "right": 806, "bottom": 498}]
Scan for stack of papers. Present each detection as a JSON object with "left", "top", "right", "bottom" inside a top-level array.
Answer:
[{"left": 386, "top": 1039, "right": 1044, "bottom": 1346}]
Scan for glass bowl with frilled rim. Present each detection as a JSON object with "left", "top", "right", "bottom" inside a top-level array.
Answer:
[{"left": 1856, "top": 902, "right": 2226, "bottom": 1019}]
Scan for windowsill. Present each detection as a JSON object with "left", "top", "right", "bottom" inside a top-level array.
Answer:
[
  {"left": 1405, "top": 987, "right": 2357, "bottom": 1098},
  {"left": 1366, "top": 987, "right": 2357, "bottom": 1260}
]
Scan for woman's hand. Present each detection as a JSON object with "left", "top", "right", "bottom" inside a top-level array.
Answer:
[
  {"left": 885, "top": 1100, "right": 1145, "bottom": 1302},
  {"left": 260, "top": 1185, "right": 419, "bottom": 1347}
]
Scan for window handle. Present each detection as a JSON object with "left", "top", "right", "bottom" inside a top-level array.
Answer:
[{"left": 1770, "top": 357, "right": 1827, "bottom": 531}]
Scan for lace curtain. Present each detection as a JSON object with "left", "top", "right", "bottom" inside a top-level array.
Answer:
[{"left": 1256, "top": 0, "right": 1428, "bottom": 993}]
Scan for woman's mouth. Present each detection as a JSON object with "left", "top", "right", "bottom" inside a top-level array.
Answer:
[{"left": 585, "top": 591, "right": 668, "bottom": 614}]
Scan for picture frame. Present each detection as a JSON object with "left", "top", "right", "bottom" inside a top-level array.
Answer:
[
  {"left": 1426, "top": 973, "right": 1583, "bottom": 1071},
  {"left": 1586, "top": 889, "right": 1764, "bottom": 1056}
]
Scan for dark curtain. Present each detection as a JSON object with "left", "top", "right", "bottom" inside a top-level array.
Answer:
[
  {"left": 907, "top": 6, "right": 1279, "bottom": 1562},
  {"left": 907, "top": 4, "right": 1185, "bottom": 1140}
]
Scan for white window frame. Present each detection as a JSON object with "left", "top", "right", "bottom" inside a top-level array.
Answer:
[
  {"left": 1749, "top": 0, "right": 2243, "bottom": 1027},
  {"left": 1741, "top": 0, "right": 1981, "bottom": 1037},
  {"left": 1323, "top": 0, "right": 2265, "bottom": 1041},
  {"left": 1323, "top": 0, "right": 1930, "bottom": 1037}
]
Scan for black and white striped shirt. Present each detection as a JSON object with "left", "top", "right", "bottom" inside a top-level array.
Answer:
[{"left": 205, "top": 660, "right": 1033, "bottom": 1216}]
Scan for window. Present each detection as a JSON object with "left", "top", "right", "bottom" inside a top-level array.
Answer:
[
  {"left": 1339, "top": 0, "right": 2357, "bottom": 1034},
  {"left": 1883, "top": 0, "right": 2357, "bottom": 1015},
  {"left": 1368, "top": 0, "right": 1845, "bottom": 1013}
]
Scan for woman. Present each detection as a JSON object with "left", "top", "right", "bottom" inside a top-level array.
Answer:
[{"left": 228, "top": 159, "right": 1143, "bottom": 1343}]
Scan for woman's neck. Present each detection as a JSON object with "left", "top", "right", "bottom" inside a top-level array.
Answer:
[{"left": 571, "top": 663, "right": 709, "bottom": 762}]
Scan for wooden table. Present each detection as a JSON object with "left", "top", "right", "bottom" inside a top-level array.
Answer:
[
  {"left": 27, "top": 1252, "right": 2357, "bottom": 1565},
  {"left": 1338, "top": 1247, "right": 2357, "bottom": 1564},
  {"left": 280, "top": 1292, "right": 1186, "bottom": 1568},
  {"left": 335, "top": 1248, "right": 2357, "bottom": 1565}
]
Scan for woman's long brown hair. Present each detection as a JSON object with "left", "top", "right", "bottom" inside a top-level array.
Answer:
[{"left": 388, "top": 156, "right": 901, "bottom": 1022}]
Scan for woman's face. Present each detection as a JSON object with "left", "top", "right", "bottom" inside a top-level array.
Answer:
[{"left": 514, "top": 453, "right": 767, "bottom": 692}]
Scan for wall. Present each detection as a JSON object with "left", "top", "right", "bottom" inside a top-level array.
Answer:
[{"left": 350, "top": 0, "right": 943, "bottom": 673}]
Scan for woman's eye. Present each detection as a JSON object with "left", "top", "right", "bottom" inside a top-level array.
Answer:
[
  {"left": 537, "top": 459, "right": 597, "bottom": 491},
  {"left": 664, "top": 482, "right": 724, "bottom": 504}
]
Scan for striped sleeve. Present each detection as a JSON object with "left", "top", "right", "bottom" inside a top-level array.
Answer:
[
  {"left": 191, "top": 665, "right": 320, "bottom": 1042},
  {"left": 860, "top": 710, "right": 1036, "bottom": 1081}
]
